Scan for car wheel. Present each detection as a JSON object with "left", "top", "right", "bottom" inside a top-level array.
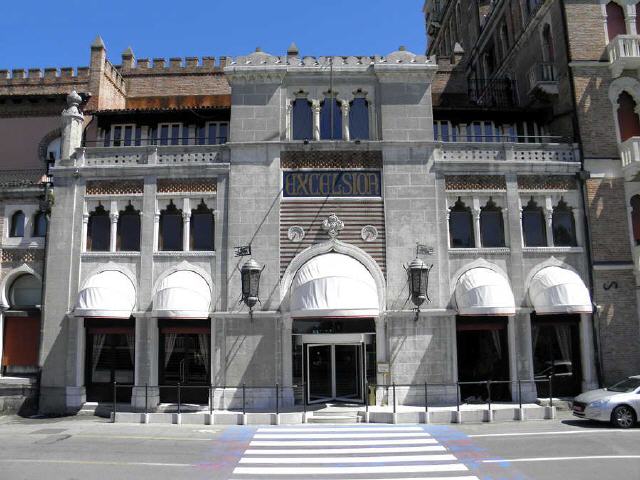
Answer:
[{"left": 611, "top": 405, "right": 636, "bottom": 429}]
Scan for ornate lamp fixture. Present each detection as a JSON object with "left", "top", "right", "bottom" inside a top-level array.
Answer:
[
  {"left": 406, "top": 258, "right": 433, "bottom": 315},
  {"left": 240, "top": 258, "right": 264, "bottom": 311}
]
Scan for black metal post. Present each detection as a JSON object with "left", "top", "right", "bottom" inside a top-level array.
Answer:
[
  {"left": 242, "top": 383, "right": 246, "bottom": 415},
  {"left": 518, "top": 380, "right": 522, "bottom": 410},
  {"left": 456, "top": 382, "right": 460, "bottom": 412},
  {"left": 365, "top": 380, "right": 369, "bottom": 414},
  {"left": 487, "top": 380, "right": 492, "bottom": 410},
  {"left": 145, "top": 383, "right": 148, "bottom": 414},
  {"left": 302, "top": 382, "right": 307, "bottom": 417},
  {"left": 112, "top": 381, "right": 117, "bottom": 423},
  {"left": 424, "top": 382, "right": 428, "bottom": 413},
  {"left": 177, "top": 382, "right": 181, "bottom": 415},
  {"left": 548, "top": 376, "right": 553, "bottom": 407},
  {"left": 276, "top": 383, "right": 279, "bottom": 415},
  {"left": 392, "top": 382, "right": 397, "bottom": 414}
]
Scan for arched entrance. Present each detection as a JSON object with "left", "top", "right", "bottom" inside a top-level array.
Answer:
[{"left": 285, "top": 250, "right": 383, "bottom": 405}]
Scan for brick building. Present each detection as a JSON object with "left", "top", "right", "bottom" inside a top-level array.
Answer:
[{"left": 425, "top": 0, "right": 640, "bottom": 387}]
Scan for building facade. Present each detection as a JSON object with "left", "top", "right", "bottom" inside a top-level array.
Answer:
[
  {"left": 2, "top": 3, "right": 628, "bottom": 413},
  {"left": 425, "top": 0, "right": 640, "bottom": 390}
]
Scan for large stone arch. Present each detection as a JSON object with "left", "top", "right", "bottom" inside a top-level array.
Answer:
[
  {"left": 279, "top": 240, "right": 386, "bottom": 314},
  {"left": 0, "top": 264, "right": 42, "bottom": 309}
]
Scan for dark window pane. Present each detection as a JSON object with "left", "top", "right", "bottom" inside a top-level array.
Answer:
[
  {"left": 349, "top": 98, "right": 369, "bottom": 140},
  {"left": 207, "top": 123, "right": 217, "bottom": 145},
  {"left": 632, "top": 195, "right": 640, "bottom": 245},
  {"left": 88, "top": 209, "right": 110, "bottom": 251},
  {"left": 113, "top": 126, "right": 122, "bottom": 147},
  {"left": 170, "top": 125, "right": 180, "bottom": 145},
  {"left": 160, "top": 203, "right": 183, "bottom": 251},
  {"left": 10, "top": 211, "right": 25, "bottom": 237},
  {"left": 522, "top": 209, "right": 547, "bottom": 246},
  {"left": 292, "top": 99, "right": 313, "bottom": 140},
  {"left": 480, "top": 209, "right": 505, "bottom": 247},
  {"left": 191, "top": 213, "right": 214, "bottom": 250},
  {"left": 159, "top": 125, "right": 169, "bottom": 145},
  {"left": 197, "top": 125, "right": 206, "bottom": 145},
  {"left": 103, "top": 128, "right": 111, "bottom": 147},
  {"left": 218, "top": 123, "right": 228, "bottom": 143},
  {"left": 135, "top": 126, "right": 142, "bottom": 146},
  {"left": 33, "top": 212, "right": 47, "bottom": 237},
  {"left": 553, "top": 210, "right": 576, "bottom": 246},
  {"left": 123, "top": 126, "right": 133, "bottom": 146},
  {"left": 449, "top": 201, "right": 475, "bottom": 248},
  {"left": 441, "top": 122, "right": 450, "bottom": 142},
  {"left": 118, "top": 208, "right": 140, "bottom": 251},
  {"left": 320, "top": 98, "right": 342, "bottom": 140}
]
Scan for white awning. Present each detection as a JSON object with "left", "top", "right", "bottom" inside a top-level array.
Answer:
[
  {"left": 290, "top": 253, "right": 379, "bottom": 317},
  {"left": 454, "top": 267, "right": 516, "bottom": 316},
  {"left": 75, "top": 270, "right": 136, "bottom": 318},
  {"left": 529, "top": 266, "right": 592, "bottom": 314},
  {"left": 153, "top": 270, "right": 210, "bottom": 318}
]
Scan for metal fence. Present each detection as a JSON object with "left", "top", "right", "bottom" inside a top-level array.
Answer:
[{"left": 112, "top": 377, "right": 555, "bottom": 421}]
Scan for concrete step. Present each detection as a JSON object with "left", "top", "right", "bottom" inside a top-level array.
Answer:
[
  {"left": 308, "top": 414, "right": 361, "bottom": 424},
  {"left": 312, "top": 410, "right": 359, "bottom": 417}
]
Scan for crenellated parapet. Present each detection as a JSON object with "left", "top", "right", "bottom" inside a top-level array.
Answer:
[
  {"left": 0, "top": 66, "right": 90, "bottom": 96},
  {"left": 118, "top": 54, "right": 230, "bottom": 76}
]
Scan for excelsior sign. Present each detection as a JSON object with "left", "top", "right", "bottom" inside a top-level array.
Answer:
[{"left": 283, "top": 170, "right": 382, "bottom": 197}]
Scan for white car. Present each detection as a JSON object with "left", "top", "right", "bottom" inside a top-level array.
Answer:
[{"left": 572, "top": 376, "right": 640, "bottom": 428}]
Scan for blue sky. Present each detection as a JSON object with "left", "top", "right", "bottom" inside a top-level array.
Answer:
[{"left": 0, "top": 1, "right": 426, "bottom": 70}]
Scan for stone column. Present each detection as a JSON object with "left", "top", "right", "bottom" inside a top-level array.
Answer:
[
  {"left": 285, "top": 102, "right": 293, "bottom": 140},
  {"left": 60, "top": 91, "right": 84, "bottom": 162},
  {"left": 65, "top": 315, "right": 86, "bottom": 411},
  {"left": 472, "top": 207, "right": 481, "bottom": 248},
  {"left": 368, "top": 101, "right": 376, "bottom": 140},
  {"left": 132, "top": 315, "right": 160, "bottom": 409},
  {"left": 182, "top": 211, "right": 191, "bottom": 252},
  {"left": 341, "top": 101, "right": 350, "bottom": 141},
  {"left": 152, "top": 212, "right": 160, "bottom": 253},
  {"left": 311, "top": 100, "right": 321, "bottom": 141},
  {"left": 81, "top": 214, "right": 89, "bottom": 252},
  {"left": 545, "top": 197, "right": 554, "bottom": 246},
  {"left": 109, "top": 212, "right": 119, "bottom": 253},
  {"left": 580, "top": 314, "right": 598, "bottom": 392}
]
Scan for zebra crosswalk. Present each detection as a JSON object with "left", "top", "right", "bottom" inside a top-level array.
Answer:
[{"left": 230, "top": 425, "right": 479, "bottom": 479}]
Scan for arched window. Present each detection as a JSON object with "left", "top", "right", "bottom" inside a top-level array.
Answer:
[
  {"left": 190, "top": 200, "right": 215, "bottom": 251},
  {"left": 631, "top": 195, "right": 640, "bottom": 245},
  {"left": 292, "top": 98, "right": 313, "bottom": 140},
  {"left": 9, "top": 274, "right": 41, "bottom": 308},
  {"left": 617, "top": 92, "right": 640, "bottom": 142},
  {"left": 32, "top": 211, "right": 48, "bottom": 237},
  {"left": 449, "top": 198, "right": 475, "bottom": 248},
  {"left": 349, "top": 97, "right": 370, "bottom": 140},
  {"left": 542, "top": 24, "right": 554, "bottom": 62},
  {"left": 480, "top": 198, "right": 505, "bottom": 247},
  {"left": 320, "top": 96, "right": 342, "bottom": 140},
  {"left": 552, "top": 199, "right": 577, "bottom": 246},
  {"left": 9, "top": 211, "right": 25, "bottom": 238},
  {"left": 117, "top": 204, "right": 140, "bottom": 251},
  {"left": 606, "top": 2, "right": 626, "bottom": 41},
  {"left": 522, "top": 198, "right": 547, "bottom": 247},
  {"left": 87, "top": 205, "right": 110, "bottom": 252},
  {"left": 159, "top": 201, "right": 183, "bottom": 251}
]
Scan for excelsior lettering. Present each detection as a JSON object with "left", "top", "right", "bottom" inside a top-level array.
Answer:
[{"left": 283, "top": 170, "right": 381, "bottom": 197}]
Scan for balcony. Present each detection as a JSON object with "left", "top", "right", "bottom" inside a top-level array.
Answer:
[
  {"left": 620, "top": 136, "right": 640, "bottom": 178},
  {"left": 433, "top": 141, "right": 580, "bottom": 172},
  {"left": 60, "top": 144, "right": 230, "bottom": 170},
  {"left": 607, "top": 35, "right": 640, "bottom": 78},
  {"left": 469, "top": 78, "right": 517, "bottom": 108},
  {"left": 527, "top": 62, "right": 558, "bottom": 96}
]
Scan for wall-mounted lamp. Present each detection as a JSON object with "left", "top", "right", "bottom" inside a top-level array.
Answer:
[
  {"left": 240, "top": 258, "right": 264, "bottom": 312},
  {"left": 405, "top": 258, "right": 433, "bottom": 319}
]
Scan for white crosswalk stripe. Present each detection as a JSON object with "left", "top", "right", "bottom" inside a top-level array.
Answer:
[{"left": 231, "top": 425, "right": 478, "bottom": 479}]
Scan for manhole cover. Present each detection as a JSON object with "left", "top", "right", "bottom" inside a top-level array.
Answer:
[{"left": 31, "top": 428, "right": 67, "bottom": 435}]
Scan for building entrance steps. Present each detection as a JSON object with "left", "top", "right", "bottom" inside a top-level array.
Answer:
[{"left": 108, "top": 402, "right": 556, "bottom": 425}]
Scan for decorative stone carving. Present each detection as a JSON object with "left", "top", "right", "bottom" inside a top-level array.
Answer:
[
  {"left": 287, "top": 226, "right": 305, "bottom": 243},
  {"left": 322, "top": 213, "right": 344, "bottom": 239},
  {"left": 361, "top": 225, "right": 378, "bottom": 242}
]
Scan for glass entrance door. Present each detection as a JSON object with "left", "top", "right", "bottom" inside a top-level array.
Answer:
[
  {"left": 160, "top": 333, "right": 210, "bottom": 404},
  {"left": 306, "top": 343, "right": 363, "bottom": 404}
]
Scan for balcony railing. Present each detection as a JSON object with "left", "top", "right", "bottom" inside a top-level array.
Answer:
[
  {"left": 434, "top": 141, "right": 579, "bottom": 164},
  {"left": 527, "top": 62, "right": 558, "bottom": 95},
  {"left": 65, "top": 144, "right": 230, "bottom": 168},
  {"left": 608, "top": 35, "right": 640, "bottom": 77},
  {"left": 469, "top": 77, "right": 517, "bottom": 108}
]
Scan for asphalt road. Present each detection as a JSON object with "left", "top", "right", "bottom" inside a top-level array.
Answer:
[{"left": 0, "top": 411, "right": 637, "bottom": 479}]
